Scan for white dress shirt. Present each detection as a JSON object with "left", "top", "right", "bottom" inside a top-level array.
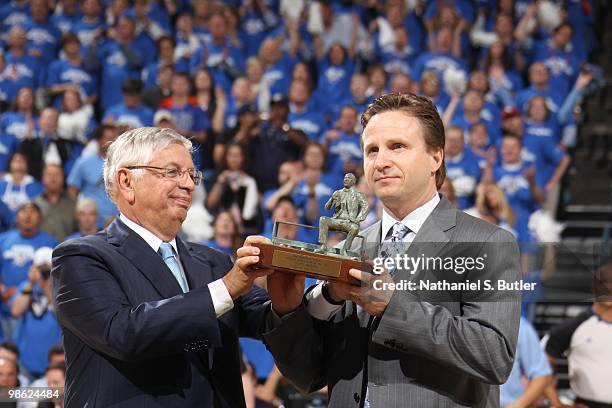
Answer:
[
  {"left": 306, "top": 193, "right": 441, "bottom": 320},
  {"left": 119, "top": 214, "right": 234, "bottom": 317}
]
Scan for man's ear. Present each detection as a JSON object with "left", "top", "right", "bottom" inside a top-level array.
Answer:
[
  {"left": 116, "top": 169, "right": 135, "bottom": 204},
  {"left": 430, "top": 148, "right": 444, "bottom": 174}
]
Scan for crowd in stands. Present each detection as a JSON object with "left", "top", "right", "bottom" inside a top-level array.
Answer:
[{"left": 0, "top": 0, "right": 607, "bottom": 406}]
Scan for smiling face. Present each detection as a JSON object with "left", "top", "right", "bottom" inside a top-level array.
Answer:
[
  {"left": 129, "top": 143, "right": 195, "bottom": 238},
  {"left": 362, "top": 111, "right": 442, "bottom": 218}
]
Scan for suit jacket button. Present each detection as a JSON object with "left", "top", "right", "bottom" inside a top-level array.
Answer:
[{"left": 353, "top": 393, "right": 360, "bottom": 403}]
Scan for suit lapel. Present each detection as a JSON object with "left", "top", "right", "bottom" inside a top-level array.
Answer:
[
  {"left": 402, "top": 197, "right": 456, "bottom": 280},
  {"left": 175, "top": 238, "right": 214, "bottom": 290},
  {"left": 107, "top": 220, "right": 184, "bottom": 298}
]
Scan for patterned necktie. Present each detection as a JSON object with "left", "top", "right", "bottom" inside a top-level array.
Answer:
[
  {"left": 380, "top": 222, "right": 412, "bottom": 260},
  {"left": 158, "top": 242, "right": 189, "bottom": 293},
  {"left": 365, "top": 222, "right": 412, "bottom": 407}
]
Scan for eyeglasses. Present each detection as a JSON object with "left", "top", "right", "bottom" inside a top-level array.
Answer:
[{"left": 126, "top": 166, "right": 203, "bottom": 185}]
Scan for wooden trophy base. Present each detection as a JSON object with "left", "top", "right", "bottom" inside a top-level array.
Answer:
[{"left": 252, "top": 243, "right": 370, "bottom": 285}]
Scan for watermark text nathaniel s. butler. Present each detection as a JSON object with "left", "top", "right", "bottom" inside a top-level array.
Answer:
[{"left": 373, "top": 279, "right": 537, "bottom": 292}]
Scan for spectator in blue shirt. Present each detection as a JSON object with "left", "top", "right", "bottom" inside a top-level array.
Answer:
[
  {"left": 444, "top": 126, "right": 481, "bottom": 210},
  {"left": 200, "top": 210, "right": 237, "bottom": 258},
  {"left": 160, "top": 72, "right": 209, "bottom": 171},
  {"left": 0, "top": 53, "right": 19, "bottom": 112},
  {"left": 72, "top": 0, "right": 105, "bottom": 49},
  {"left": 500, "top": 317, "right": 552, "bottom": 407},
  {"left": 46, "top": 33, "right": 97, "bottom": 108},
  {"left": 51, "top": 0, "right": 82, "bottom": 35},
  {"left": 9, "top": 246, "right": 61, "bottom": 379},
  {"left": 534, "top": 22, "right": 581, "bottom": 99},
  {"left": 66, "top": 124, "right": 119, "bottom": 227},
  {"left": 418, "top": 69, "right": 450, "bottom": 115},
  {"left": 240, "top": 0, "right": 279, "bottom": 58},
  {"left": 515, "top": 62, "right": 564, "bottom": 114},
  {"left": 314, "top": 43, "right": 355, "bottom": 117},
  {"left": 320, "top": 105, "right": 362, "bottom": 187},
  {"left": 480, "top": 41, "right": 524, "bottom": 106},
  {"left": 0, "top": 0, "right": 30, "bottom": 30},
  {"left": 378, "top": 26, "right": 418, "bottom": 77},
  {"left": 0, "top": 153, "right": 44, "bottom": 214},
  {"left": 103, "top": 79, "right": 154, "bottom": 128},
  {"left": 3, "top": 26, "right": 43, "bottom": 90},
  {"left": 1, "top": 87, "right": 38, "bottom": 142},
  {"left": 467, "top": 123, "right": 490, "bottom": 170},
  {"left": 259, "top": 37, "right": 296, "bottom": 96},
  {"left": 189, "top": 11, "right": 244, "bottom": 95},
  {"left": 411, "top": 27, "right": 468, "bottom": 84},
  {"left": 0, "top": 132, "right": 19, "bottom": 175},
  {"left": 522, "top": 96, "right": 571, "bottom": 192},
  {"left": 490, "top": 135, "right": 545, "bottom": 244},
  {"left": 86, "top": 14, "right": 151, "bottom": 110},
  {"left": 448, "top": 90, "right": 501, "bottom": 147},
  {"left": 0, "top": 202, "right": 57, "bottom": 340},
  {"left": 288, "top": 80, "right": 327, "bottom": 142},
  {"left": 334, "top": 73, "right": 374, "bottom": 122},
  {"left": 23, "top": 0, "right": 62, "bottom": 64},
  {"left": 142, "top": 35, "right": 175, "bottom": 87},
  {"left": 173, "top": 13, "right": 201, "bottom": 74}
]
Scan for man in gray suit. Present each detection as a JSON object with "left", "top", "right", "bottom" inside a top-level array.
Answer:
[{"left": 249, "top": 93, "right": 521, "bottom": 407}]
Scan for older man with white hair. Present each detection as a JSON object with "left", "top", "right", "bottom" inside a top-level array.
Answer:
[{"left": 52, "top": 127, "right": 272, "bottom": 407}]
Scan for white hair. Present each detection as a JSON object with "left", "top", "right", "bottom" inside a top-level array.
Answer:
[
  {"left": 75, "top": 197, "right": 98, "bottom": 213},
  {"left": 103, "top": 127, "right": 192, "bottom": 203}
]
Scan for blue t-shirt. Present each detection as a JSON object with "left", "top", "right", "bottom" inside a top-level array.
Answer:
[
  {"left": 500, "top": 317, "right": 552, "bottom": 406},
  {"left": 445, "top": 151, "right": 482, "bottom": 209},
  {"left": 0, "top": 2, "right": 30, "bottom": 30},
  {"left": 0, "top": 230, "right": 57, "bottom": 288},
  {"left": 104, "top": 103, "right": 154, "bottom": 128},
  {"left": 522, "top": 124, "right": 566, "bottom": 189},
  {"left": 288, "top": 109, "right": 327, "bottom": 142},
  {"left": 316, "top": 58, "right": 355, "bottom": 112},
  {"left": 73, "top": 17, "right": 105, "bottom": 49},
  {"left": 0, "top": 112, "right": 38, "bottom": 142},
  {"left": 534, "top": 41, "right": 581, "bottom": 98},
  {"left": 261, "top": 52, "right": 296, "bottom": 96},
  {"left": 189, "top": 39, "right": 244, "bottom": 95},
  {"left": 515, "top": 86, "right": 565, "bottom": 115},
  {"left": 23, "top": 18, "right": 61, "bottom": 63},
  {"left": 67, "top": 154, "right": 117, "bottom": 226},
  {"left": 325, "top": 131, "right": 363, "bottom": 180},
  {"left": 240, "top": 7, "right": 278, "bottom": 58},
  {"left": 97, "top": 39, "right": 152, "bottom": 110},
  {"left": 411, "top": 52, "right": 468, "bottom": 83},
  {"left": 51, "top": 9, "right": 82, "bottom": 35},
  {"left": 0, "top": 177, "right": 44, "bottom": 214},
  {"left": 200, "top": 240, "right": 233, "bottom": 257},
  {"left": 166, "top": 103, "right": 210, "bottom": 171},
  {"left": 493, "top": 162, "right": 539, "bottom": 243},
  {"left": 46, "top": 59, "right": 97, "bottom": 108},
  {"left": 3, "top": 52, "right": 42, "bottom": 90},
  {"left": 10, "top": 281, "right": 62, "bottom": 375}
]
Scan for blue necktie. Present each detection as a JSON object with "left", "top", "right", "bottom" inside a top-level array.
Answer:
[{"left": 158, "top": 242, "right": 189, "bottom": 293}]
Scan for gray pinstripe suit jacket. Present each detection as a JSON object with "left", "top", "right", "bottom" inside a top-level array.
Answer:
[{"left": 263, "top": 197, "right": 521, "bottom": 407}]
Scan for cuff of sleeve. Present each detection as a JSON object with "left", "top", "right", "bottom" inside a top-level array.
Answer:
[
  {"left": 305, "top": 282, "right": 344, "bottom": 321},
  {"left": 208, "top": 279, "right": 234, "bottom": 317}
]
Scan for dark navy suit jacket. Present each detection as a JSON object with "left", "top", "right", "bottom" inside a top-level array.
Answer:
[{"left": 52, "top": 219, "right": 270, "bottom": 407}]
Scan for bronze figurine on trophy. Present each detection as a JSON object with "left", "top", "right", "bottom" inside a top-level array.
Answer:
[{"left": 252, "top": 173, "right": 370, "bottom": 284}]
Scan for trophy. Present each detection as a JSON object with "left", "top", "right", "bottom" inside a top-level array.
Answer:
[{"left": 252, "top": 173, "right": 371, "bottom": 285}]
